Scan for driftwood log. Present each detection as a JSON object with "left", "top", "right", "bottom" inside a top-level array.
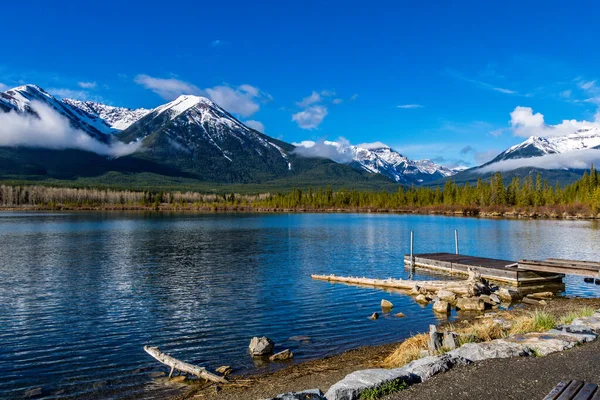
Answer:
[
  {"left": 311, "top": 273, "right": 485, "bottom": 297},
  {"left": 143, "top": 346, "right": 228, "bottom": 384}
]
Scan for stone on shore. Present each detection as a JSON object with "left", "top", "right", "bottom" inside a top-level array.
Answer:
[
  {"left": 215, "top": 366, "right": 232, "bottom": 376},
  {"left": 497, "top": 288, "right": 521, "bottom": 302},
  {"left": 395, "top": 312, "right": 406, "bottom": 318},
  {"left": 436, "top": 290, "right": 456, "bottom": 303},
  {"left": 324, "top": 368, "right": 416, "bottom": 400},
  {"left": 428, "top": 325, "right": 444, "bottom": 353},
  {"left": 171, "top": 375, "right": 187, "bottom": 383},
  {"left": 266, "top": 388, "right": 325, "bottom": 400},
  {"left": 443, "top": 332, "right": 460, "bottom": 350},
  {"left": 489, "top": 293, "right": 501, "bottom": 304},
  {"left": 449, "top": 340, "right": 533, "bottom": 362},
  {"left": 249, "top": 336, "right": 275, "bottom": 356},
  {"left": 432, "top": 300, "right": 451, "bottom": 314},
  {"left": 403, "top": 354, "right": 470, "bottom": 381},
  {"left": 415, "top": 294, "right": 429, "bottom": 304},
  {"left": 381, "top": 299, "right": 394, "bottom": 309},
  {"left": 269, "top": 349, "right": 294, "bottom": 361},
  {"left": 456, "top": 297, "right": 485, "bottom": 311},
  {"left": 528, "top": 292, "right": 554, "bottom": 299},
  {"left": 369, "top": 312, "right": 379, "bottom": 320}
]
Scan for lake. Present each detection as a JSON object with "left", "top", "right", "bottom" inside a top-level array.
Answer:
[{"left": 1, "top": 212, "right": 600, "bottom": 399}]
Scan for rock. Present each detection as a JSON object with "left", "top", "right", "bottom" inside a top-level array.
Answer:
[
  {"left": 489, "top": 294, "right": 501, "bottom": 304},
  {"left": 381, "top": 299, "right": 394, "bottom": 309},
  {"left": 449, "top": 340, "right": 533, "bottom": 362},
  {"left": 266, "top": 389, "right": 325, "bottom": 400},
  {"left": 432, "top": 300, "right": 451, "bottom": 314},
  {"left": 436, "top": 290, "right": 456, "bottom": 302},
  {"left": 404, "top": 354, "right": 469, "bottom": 381},
  {"left": 171, "top": 375, "right": 187, "bottom": 383},
  {"left": 24, "top": 387, "right": 43, "bottom": 398},
  {"left": 503, "top": 332, "right": 591, "bottom": 356},
  {"left": 419, "top": 349, "right": 430, "bottom": 358},
  {"left": 395, "top": 312, "right": 406, "bottom": 318},
  {"left": 497, "top": 288, "right": 521, "bottom": 302},
  {"left": 522, "top": 297, "right": 546, "bottom": 306},
  {"left": 150, "top": 371, "right": 166, "bottom": 378},
  {"left": 528, "top": 292, "right": 554, "bottom": 299},
  {"left": 568, "top": 314, "right": 600, "bottom": 333},
  {"left": 324, "top": 368, "right": 417, "bottom": 400},
  {"left": 249, "top": 336, "right": 275, "bottom": 356},
  {"left": 289, "top": 335, "right": 311, "bottom": 343},
  {"left": 428, "top": 325, "right": 443, "bottom": 353},
  {"left": 415, "top": 294, "right": 429, "bottom": 304},
  {"left": 456, "top": 297, "right": 485, "bottom": 311},
  {"left": 269, "top": 349, "right": 294, "bottom": 361},
  {"left": 443, "top": 332, "right": 460, "bottom": 350},
  {"left": 216, "top": 366, "right": 232, "bottom": 376},
  {"left": 369, "top": 312, "right": 379, "bottom": 320}
]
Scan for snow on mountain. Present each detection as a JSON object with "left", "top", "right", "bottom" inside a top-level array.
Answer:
[
  {"left": 0, "top": 84, "right": 110, "bottom": 140},
  {"left": 61, "top": 98, "right": 150, "bottom": 132},
  {"left": 488, "top": 128, "right": 600, "bottom": 165},
  {"left": 118, "top": 94, "right": 290, "bottom": 166},
  {"left": 295, "top": 141, "right": 458, "bottom": 184}
]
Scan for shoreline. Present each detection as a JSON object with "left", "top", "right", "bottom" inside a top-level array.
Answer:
[
  {"left": 1, "top": 205, "right": 600, "bottom": 221},
  {"left": 168, "top": 297, "right": 600, "bottom": 400}
]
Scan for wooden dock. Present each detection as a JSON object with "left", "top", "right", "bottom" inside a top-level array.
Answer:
[
  {"left": 518, "top": 258, "right": 600, "bottom": 278},
  {"left": 404, "top": 252, "right": 564, "bottom": 286}
]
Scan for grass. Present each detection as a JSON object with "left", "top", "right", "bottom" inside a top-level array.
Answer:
[
  {"left": 557, "top": 307, "right": 595, "bottom": 325},
  {"left": 360, "top": 379, "right": 408, "bottom": 400}
]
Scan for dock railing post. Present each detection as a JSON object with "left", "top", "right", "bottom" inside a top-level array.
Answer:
[
  {"left": 409, "top": 230, "right": 415, "bottom": 279},
  {"left": 455, "top": 229, "right": 459, "bottom": 255}
]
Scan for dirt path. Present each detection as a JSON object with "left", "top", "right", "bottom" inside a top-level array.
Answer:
[{"left": 386, "top": 339, "right": 600, "bottom": 400}]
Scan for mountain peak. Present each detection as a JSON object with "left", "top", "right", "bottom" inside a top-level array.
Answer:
[{"left": 154, "top": 94, "right": 216, "bottom": 118}]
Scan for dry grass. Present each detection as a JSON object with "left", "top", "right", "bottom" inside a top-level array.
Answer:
[
  {"left": 557, "top": 307, "right": 595, "bottom": 325},
  {"left": 382, "top": 334, "right": 429, "bottom": 368}
]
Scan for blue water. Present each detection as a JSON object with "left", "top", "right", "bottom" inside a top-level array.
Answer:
[{"left": 1, "top": 212, "right": 599, "bottom": 399}]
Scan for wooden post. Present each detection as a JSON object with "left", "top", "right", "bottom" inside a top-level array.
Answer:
[{"left": 455, "top": 229, "right": 459, "bottom": 255}]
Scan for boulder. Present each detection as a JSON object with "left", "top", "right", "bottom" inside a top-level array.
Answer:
[
  {"left": 443, "top": 332, "right": 460, "bottom": 350},
  {"left": 497, "top": 288, "right": 521, "bottom": 302},
  {"left": 215, "top": 365, "right": 232, "bottom": 376},
  {"left": 415, "top": 294, "right": 429, "bottom": 304},
  {"left": 404, "top": 354, "right": 469, "bottom": 381},
  {"left": 395, "top": 312, "right": 406, "bottom": 318},
  {"left": 449, "top": 340, "right": 532, "bottom": 362},
  {"left": 249, "top": 336, "right": 275, "bottom": 356},
  {"left": 432, "top": 300, "right": 451, "bottom": 314},
  {"left": 324, "top": 368, "right": 417, "bottom": 400},
  {"left": 381, "top": 299, "right": 394, "bottom": 309},
  {"left": 269, "top": 349, "right": 294, "bottom": 361},
  {"left": 503, "top": 332, "right": 590, "bottom": 356},
  {"left": 266, "top": 389, "right": 325, "bottom": 400},
  {"left": 456, "top": 297, "right": 485, "bottom": 311},
  {"left": 428, "top": 325, "right": 443, "bottom": 353},
  {"left": 369, "top": 312, "right": 379, "bottom": 320},
  {"left": 436, "top": 290, "right": 457, "bottom": 302}
]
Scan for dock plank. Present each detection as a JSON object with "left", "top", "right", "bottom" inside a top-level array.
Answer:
[
  {"left": 557, "top": 381, "right": 585, "bottom": 400},
  {"left": 573, "top": 383, "right": 598, "bottom": 400}
]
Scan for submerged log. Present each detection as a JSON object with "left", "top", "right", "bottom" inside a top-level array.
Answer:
[
  {"left": 143, "top": 346, "right": 228, "bottom": 384},
  {"left": 311, "top": 274, "right": 480, "bottom": 296}
]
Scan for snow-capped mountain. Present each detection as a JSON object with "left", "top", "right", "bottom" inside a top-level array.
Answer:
[
  {"left": 488, "top": 128, "right": 600, "bottom": 164},
  {"left": 117, "top": 95, "right": 292, "bottom": 181},
  {"left": 0, "top": 84, "right": 110, "bottom": 140},
  {"left": 296, "top": 141, "right": 459, "bottom": 184},
  {"left": 62, "top": 99, "right": 150, "bottom": 132}
]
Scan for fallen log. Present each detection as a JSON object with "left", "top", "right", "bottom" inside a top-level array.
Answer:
[
  {"left": 310, "top": 274, "right": 480, "bottom": 296},
  {"left": 143, "top": 346, "right": 228, "bottom": 384}
]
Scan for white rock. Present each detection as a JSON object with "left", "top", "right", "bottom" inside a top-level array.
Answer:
[
  {"left": 448, "top": 340, "right": 532, "bottom": 362},
  {"left": 249, "top": 337, "right": 275, "bottom": 356},
  {"left": 324, "top": 368, "right": 415, "bottom": 400},
  {"left": 404, "top": 354, "right": 469, "bottom": 381}
]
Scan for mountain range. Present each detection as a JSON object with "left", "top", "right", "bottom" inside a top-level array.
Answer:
[{"left": 1, "top": 83, "right": 599, "bottom": 189}]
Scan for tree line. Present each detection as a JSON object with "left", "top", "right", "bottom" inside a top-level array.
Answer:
[{"left": 1, "top": 166, "right": 600, "bottom": 214}]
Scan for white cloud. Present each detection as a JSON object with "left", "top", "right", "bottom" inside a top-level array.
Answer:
[
  {"left": 78, "top": 81, "right": 97, "bottom": 89},
  {"left": 292, "top": 137, "right": 354, "bottom": 163},
  {"left": 244, "top": 119, "right": 265, "bottom": 132},
  {"left": 0, "top": 82, "right": 8, "bottom": 91},
  {"left": 560, "top": 89, "right": 572, "bottom": 98},
  {"left": 135, "top": 75, "right": 268, "bottom": 117},
  {"left": 397, "top": 104, "right": 424, "bottom": 109},
  {"left": 206, "top": 85, "right": 262, "bottom": 117},
  {"left": 292, "top": 105, "right": 328, "bottom": 129},
  {"left": 134, "top": 75, "right": 203, "bottom": 100},
  {"left": 48, "top": 88, "right": 99, "bottom": 102},
  {"left": 579, "top": 80, "right": 596, "bottom": 90},
  {"left": 332, "top": 98, "right": 343, "bottom": 104},
  {"left": 479, "top": 149, "right": 600, "bottom": 173},
  {"left": 0, "top": 101, "right": 140, "bottom": 157},
  {"left": 350, "top": 93, "right": 359, "bottom": 101},
  {"left": 493, "top": 87, "right": 516, "bottom": 94},
  {"left": 297, "top": 91, "right": 322, "bottom": 108},
  {"left": 211, "top": 39, "right": 229, "bottom": 47},
  {"left": 509, "top": 106, "right": 600, "bottom": 137},
  {"left": 355, "top": 141, "right": 389, "bottom": 150}
]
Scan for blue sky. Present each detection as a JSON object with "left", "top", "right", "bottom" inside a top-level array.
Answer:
[{"left": 2, "top": 0, "right": 600, "bottom": 167}]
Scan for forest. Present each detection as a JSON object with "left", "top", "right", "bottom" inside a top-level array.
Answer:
[{"left": 1, "top": 167, "right": 600, "bottom": 216}]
